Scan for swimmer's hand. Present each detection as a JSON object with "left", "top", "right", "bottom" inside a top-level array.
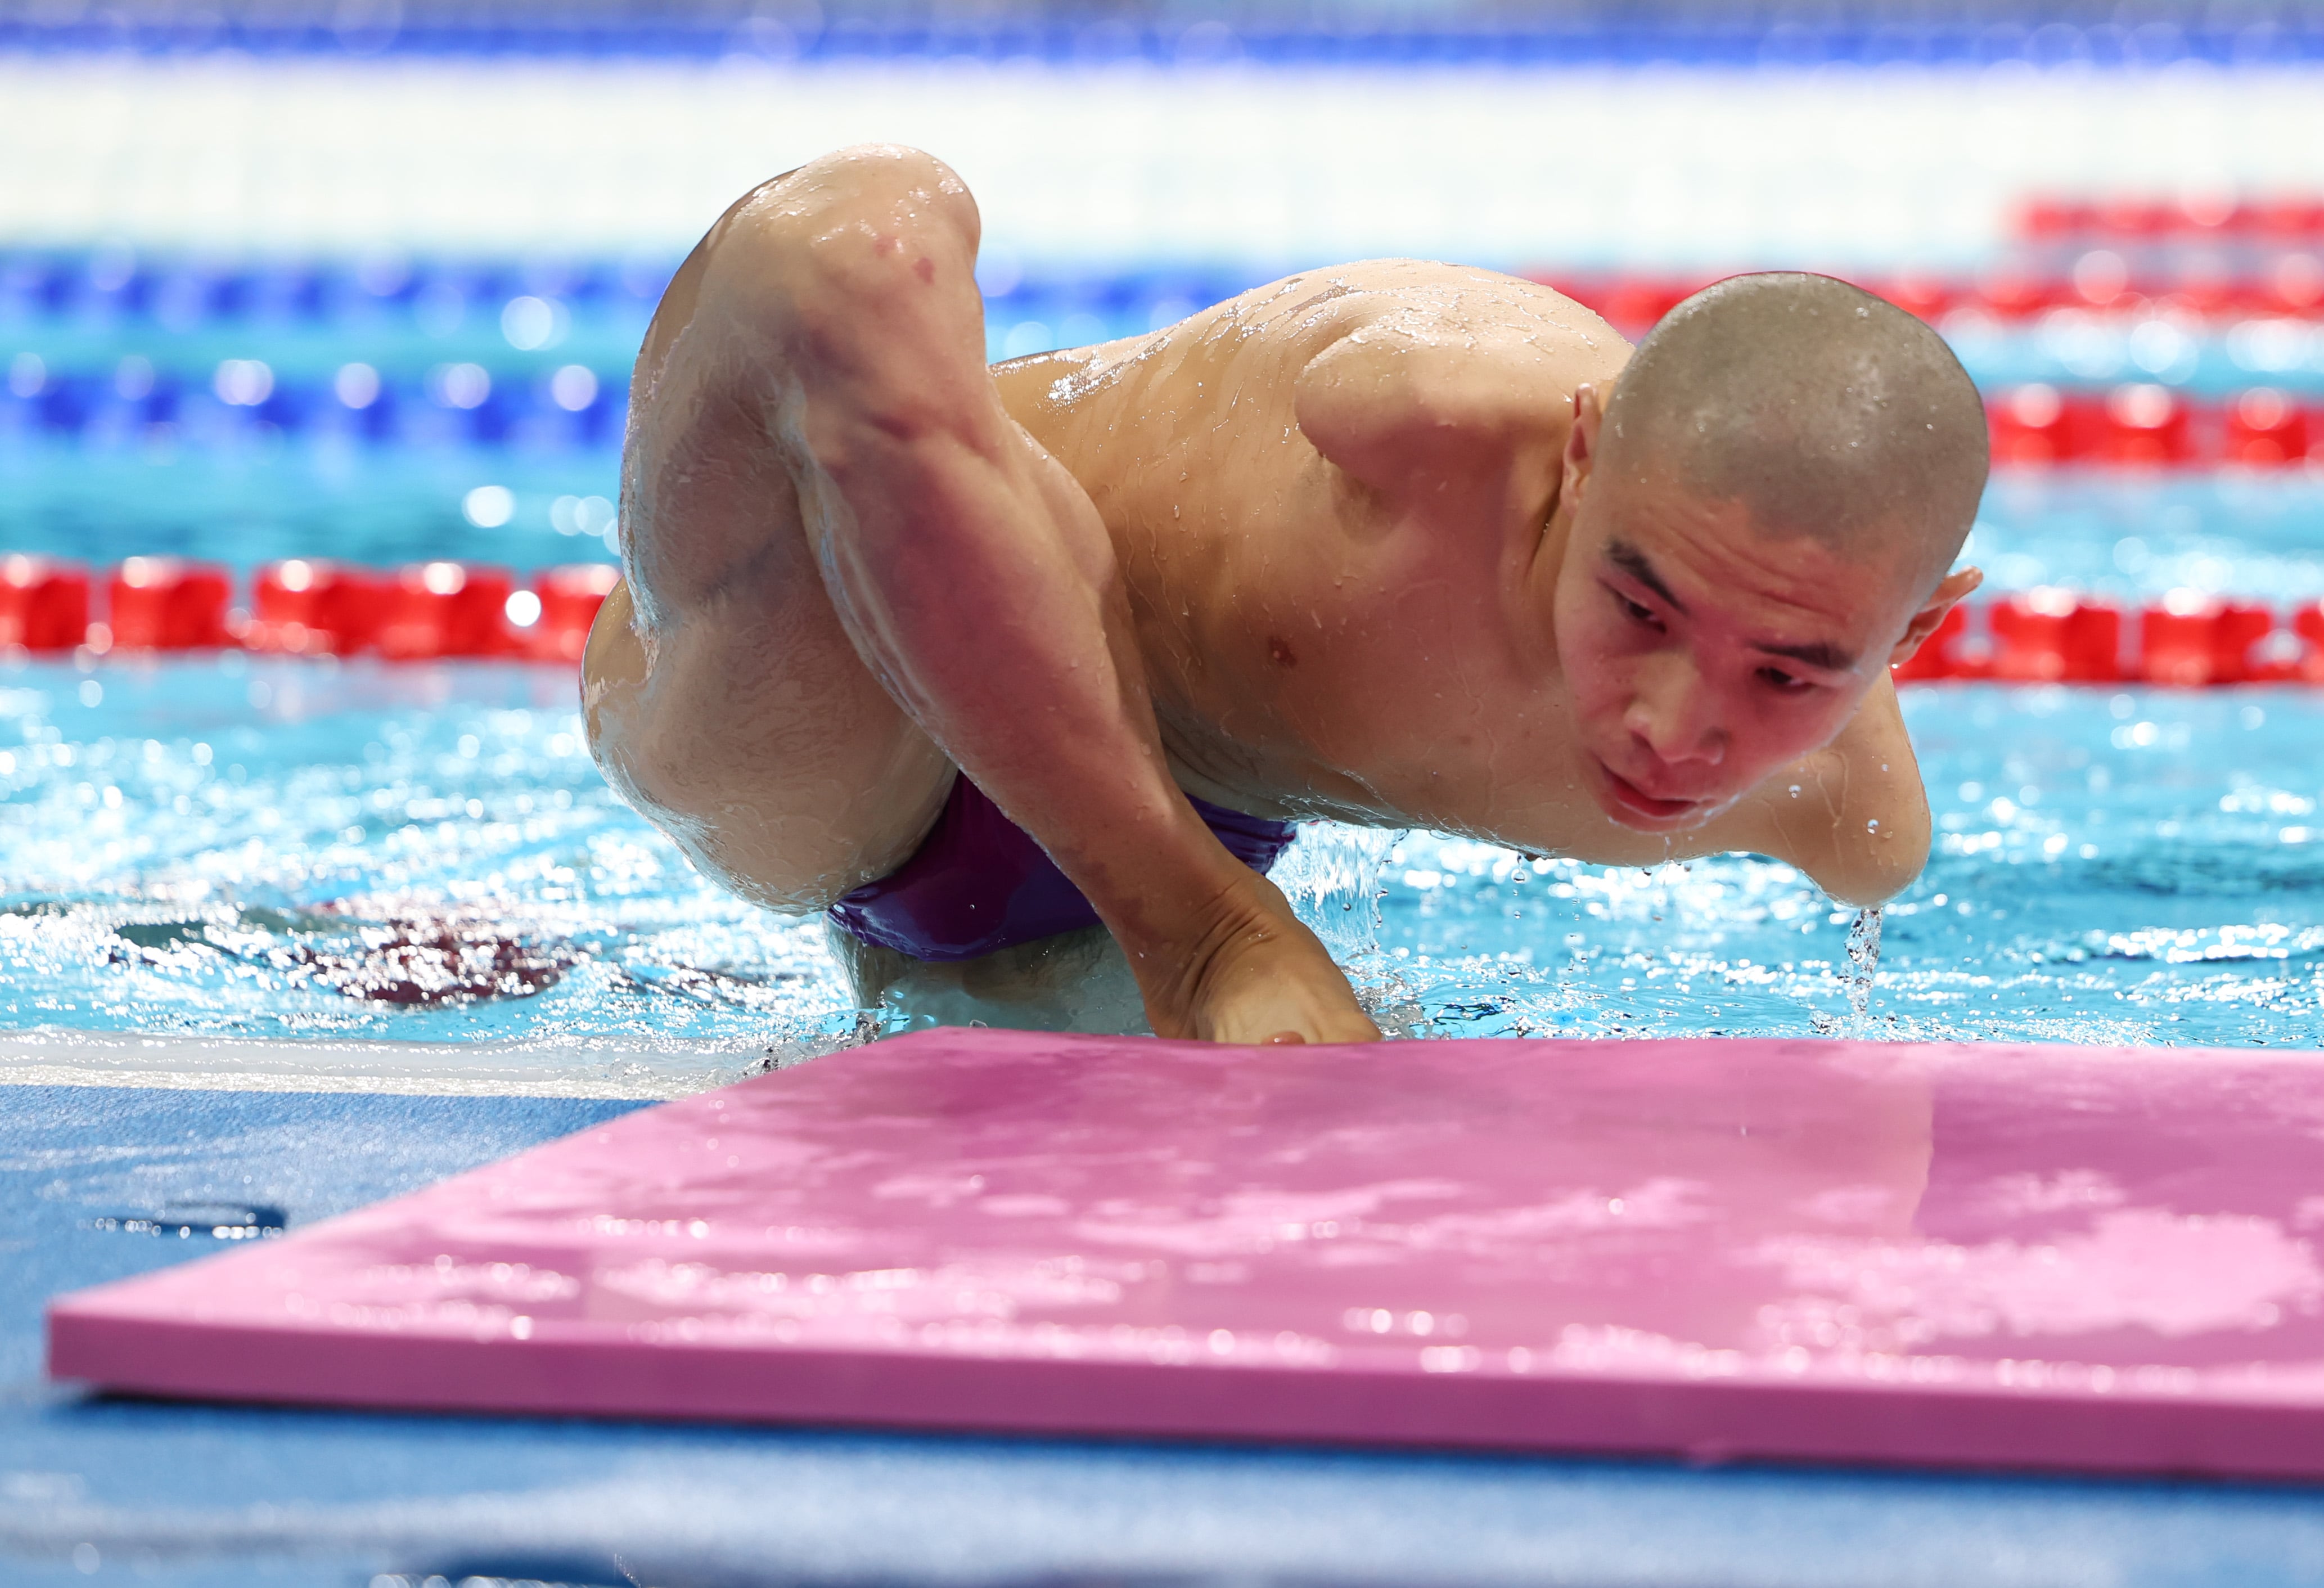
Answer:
[{"left": 1137, "top": 868, "right": 1382, "bottom": 1046}]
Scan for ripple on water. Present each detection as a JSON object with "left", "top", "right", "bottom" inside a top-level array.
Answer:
[
  {"left": 0, "top": 658, "right": 852, "bottom": 1057},
  {"left": 3, "top": 663, "right": 2320, "bottom": 1058},
  {"left": 1366, "top": 685, "right": 2324, "bottom": 1047}
]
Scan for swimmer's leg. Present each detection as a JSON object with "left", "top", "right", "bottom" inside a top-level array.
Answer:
[
  {"left": 584, "top": 176, "right": 957, "bottom": 913},
  {"left": 596, "top": 145, "right": 1372, "bottom": 1044}
]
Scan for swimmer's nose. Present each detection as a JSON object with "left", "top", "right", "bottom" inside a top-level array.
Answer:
[
  {"left": 1628, "top": 723, "right": 1726, "bottom": 775},
  {"left": 1624, "top": 665, "right": 1727, "bottom": 770}
]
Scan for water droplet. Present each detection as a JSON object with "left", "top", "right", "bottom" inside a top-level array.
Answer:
[{"left": 1841, "top": 906, "right": 1884, "bottom": 1026}]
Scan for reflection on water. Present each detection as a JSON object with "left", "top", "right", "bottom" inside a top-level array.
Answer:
[{"left": 3, "top": 660, "right": 2321, "bottom": 1061}]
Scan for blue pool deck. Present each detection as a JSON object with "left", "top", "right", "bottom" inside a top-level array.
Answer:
[{"left": 7, "top": 1075, "right": 2324, "bottom": 1586}]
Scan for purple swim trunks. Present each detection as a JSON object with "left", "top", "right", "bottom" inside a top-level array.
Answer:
[{"left": 827, "top": 775, "right": 1296, "bottom": 962}]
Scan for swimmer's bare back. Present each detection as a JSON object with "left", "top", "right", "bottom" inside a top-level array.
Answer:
[{"left": 581, "top": 146, "right": 1377, "bottom": 1046}]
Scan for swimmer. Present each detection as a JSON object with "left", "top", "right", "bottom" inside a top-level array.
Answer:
[{"left": 583, "top": 145, "right": 1986, "bottom": 1046}]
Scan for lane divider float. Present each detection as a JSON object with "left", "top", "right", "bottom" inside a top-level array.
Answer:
[
  {"left": 2016, "top": 195, "right": 2324, "bottom": 245},
  {"left": 1, "top": 556, "right": 618, "bottom": 663},
  {"left": 1893, "top": 590, "right": 2322, "bottom": 687},
  {"left": 1537, "top": 266, "right": 2324, "bottom": 336},
  {"left": 1984, "top": 385, "right": 2315, "bottom": 469},
  {"left": 5, "top": 557, "right": 2321, "bottom": 689}
]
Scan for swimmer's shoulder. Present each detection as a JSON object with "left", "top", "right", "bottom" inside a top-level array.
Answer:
[
  {"left": 1709, "top": 676, "right": 1933, "bottom": 908},
  {"left": 1286, "top": 263, "right": 1629, "bottom": 497}
]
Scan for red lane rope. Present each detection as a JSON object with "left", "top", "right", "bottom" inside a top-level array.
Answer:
[
  {"left": 1897, "top": 593, "right": 2319, "bottom": 687},
  {"left": 0, "top": 556, "right": 616, "bottom": 663},
  {"left": 1985, "top": 386, "right": 2316, "bottom": 468},
  {"left": 1534, "top": 186, "right": 2324, "bottom": 327},
  {"left": 2015, "top": 196, "right": 2324, "bottom": 245},
  {"left": 1530, "top": 270, "right": 2324, "bottom": 333},
  {"left": 3, "top": 558, "right": 2319, "bottom": 687}
]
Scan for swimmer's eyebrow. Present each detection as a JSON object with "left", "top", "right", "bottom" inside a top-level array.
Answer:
[
  {"left": 1753, "top": 637, "right": 1857, "bottom": 673},
  {"left": 1605, "top": 541, "right": 1686, "bottom": 614},
  {"left": 1608, "top": 539, "right": 1855, "bottom": 672}
]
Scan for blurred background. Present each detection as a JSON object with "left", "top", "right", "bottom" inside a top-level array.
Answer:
[
  {"left": 4, "top": 0, "right": 2322, "bottom": 574},
  {"left": 6, "top": 0, "right": 2324, "bottom": 1060}
]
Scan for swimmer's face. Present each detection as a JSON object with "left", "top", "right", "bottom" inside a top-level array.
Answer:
[{"left": 1549, "top": 411, "right": 1943, "bottom": 834}]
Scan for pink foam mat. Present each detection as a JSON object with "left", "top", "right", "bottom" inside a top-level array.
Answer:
[{"left": 47, "top": 1028, "right": 2324, "bottom": 1477}]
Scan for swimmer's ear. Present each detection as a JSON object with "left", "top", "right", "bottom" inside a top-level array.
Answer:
[{"left": 1890, "top": 565, "right": 1983, "bottom": 666}]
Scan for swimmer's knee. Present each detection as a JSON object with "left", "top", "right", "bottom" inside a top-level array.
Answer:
[
  {"left": 819, "top": 144, "right": 977, "bottom": 232},
  {"left": 614, "top": 757, "right": 884, "bottom": 916},
  {"left": 600, "top": 713, "right": 938, "bottom": 917},
  {"left": 724, "top": 147, "right": 974, "bottom": 291},
  {"left": 714, "top": 147, "right": 983, "bottom": 376}
]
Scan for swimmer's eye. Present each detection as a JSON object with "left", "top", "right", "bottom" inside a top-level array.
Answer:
[
  {"left": 1758, "top": 665, "right": 1813, "bottom": 693},
  {"left": 1610, "top": 589, "right": 1661, "bottom": 630}
]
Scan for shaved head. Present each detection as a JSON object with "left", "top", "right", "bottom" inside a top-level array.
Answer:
[{"left": 1599, "top": 272, "right": 1987, "bottom": 586}]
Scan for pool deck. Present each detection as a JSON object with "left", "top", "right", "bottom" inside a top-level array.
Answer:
[
  {"left": 4, "top": 1055, "right": 2324, "bottom": 1586},
  {"left": 0, "top": 1031, "right": 739, "bottom": 1100}
]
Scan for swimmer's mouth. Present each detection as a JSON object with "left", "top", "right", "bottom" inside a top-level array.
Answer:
[{"left": 1591, "top": 757, "right": 1708, "bottom": 826}]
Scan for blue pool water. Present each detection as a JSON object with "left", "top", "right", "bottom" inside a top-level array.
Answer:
[
  {"left": 4, "top": 652, "right": 2318, "bottom": 1066},
  {"left": 9, "top": 251, "right": 2324, "bottom": 1061},
  {"left": 10, "top": 251, "right": 2324, "bottom": 600}
]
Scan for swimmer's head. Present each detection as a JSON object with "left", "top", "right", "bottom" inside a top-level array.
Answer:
[{"left": 1547, "top": 272, "right": 1986, "bottom": 833}]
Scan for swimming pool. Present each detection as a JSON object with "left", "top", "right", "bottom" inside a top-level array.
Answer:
[
  {"left": 6, "top": 649, "right": 2318, "bottom": 1074},
  {"left": 9, "top": 29, "right": 2324, "bottom": 1587},
  {"left": 8, "top": 220, "right": 2324, "bottom": 1072}
]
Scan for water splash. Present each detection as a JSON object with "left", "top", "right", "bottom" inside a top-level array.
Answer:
[
  {"left": 1276, "top": 821, "right": 1398, "bottom": 961},
  {"left": 1275, "top": 822, "right": 1428, "bottom": 1034},
  {"left": 1843, "top": 905, "right": 1884, "bottom": 1024},
  {"left": 1804, "top": 907, "right": 1885, "bottom": 1038}
]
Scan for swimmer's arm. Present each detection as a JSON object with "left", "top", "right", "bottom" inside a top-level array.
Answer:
[
  {"left": 1291, "top": 323, "right": 1604, "bottom": 501},
  {"left": 1712, "top": 677, "right": 1934, "bottom": 907},
  {"left": 750, "top": 154, "right": 1371, "bottom": 1044}
]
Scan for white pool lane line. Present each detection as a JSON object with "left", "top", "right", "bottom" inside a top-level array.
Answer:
[
  {"left": 0, "top": 1029, "right": 764, "bottom": 1099},
  {"left": 2, "top": 56, "right": 2320, "bottom": 270}
]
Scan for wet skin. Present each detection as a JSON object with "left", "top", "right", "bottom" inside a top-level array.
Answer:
[
  {"left": 583, "top": 146, "right": 1978, "bottom": 1046},
  {"left": 996, "top": 272, "right": 1975, "bottom": 891}
]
